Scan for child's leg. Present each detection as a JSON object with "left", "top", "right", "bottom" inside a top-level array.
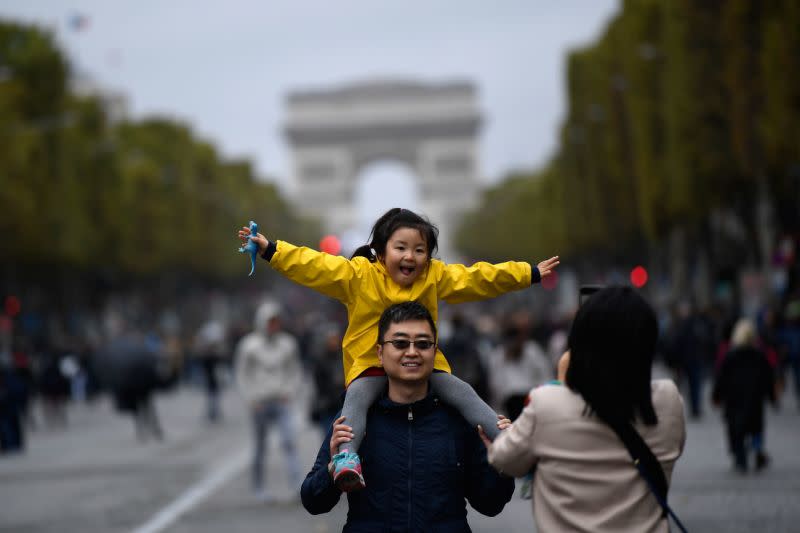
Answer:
[
  {"left": 430, "top": 372, "right": 502, "bottom": 440},
  {"left": 338, "top": 375, "right": 386, "bottom": 454}
]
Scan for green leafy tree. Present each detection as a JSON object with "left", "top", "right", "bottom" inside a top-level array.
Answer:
[
  {"left": 0, "top": 19, "right": 319, "bottom": 284},
  {"left": 0, "top": 21, "right": 69, "bottom": 265},
  {"left": 457, "top": 0, "right": 799, "bottom": 291}
]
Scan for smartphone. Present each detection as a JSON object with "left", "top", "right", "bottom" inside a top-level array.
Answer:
[{"left": 579, "top": 285, "right": 604, "bottom": 306}]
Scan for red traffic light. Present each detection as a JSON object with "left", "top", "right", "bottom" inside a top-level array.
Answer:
[
  {"left": 630, "top": 266, "right": 648, "bottom": 288},
  {"left": 319, "top": 235, "right": 342, "bottom": 255}
]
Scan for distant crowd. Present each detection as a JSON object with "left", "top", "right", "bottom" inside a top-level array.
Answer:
[{"left": 2, "top": 281, "right": 798, "bottom": 457}]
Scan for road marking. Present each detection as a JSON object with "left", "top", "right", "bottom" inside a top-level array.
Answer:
[{"left": 131, "top": 448, "right": 249, "bottom": 533}]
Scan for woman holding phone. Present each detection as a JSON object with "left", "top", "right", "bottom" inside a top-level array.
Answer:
[{"left": 483, "top": 286, "right": 687, "bottom": 532}]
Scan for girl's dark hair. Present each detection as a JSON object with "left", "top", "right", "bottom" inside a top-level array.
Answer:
[
  {"left": 566, "top": 286, "right": 667, "bottom": 504},
  {"left": 350, "top": 208, "right": 439, "bottom": 261}
]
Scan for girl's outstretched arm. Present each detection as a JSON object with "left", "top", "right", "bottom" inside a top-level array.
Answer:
[
  {"left": 237, "top": 225, "right": 359, "bottom": 303},
  {"left": 437, "top": 260, "right": 533, "bottom": 304}
]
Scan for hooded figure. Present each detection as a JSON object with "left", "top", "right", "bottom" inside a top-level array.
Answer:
[
  {"left": 235, "top": 303, "right": 301, "bottom": 405},
  {"left": 234, "top": 301, "right": 302, "bottom": 501}
]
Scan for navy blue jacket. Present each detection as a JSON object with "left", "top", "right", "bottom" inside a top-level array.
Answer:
[{"left": 301, "top": 390, "right": 515, "bottom": 532}]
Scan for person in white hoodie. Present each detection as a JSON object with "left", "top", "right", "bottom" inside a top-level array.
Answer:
[{"left": 234, "top": 301, "right": 302, "bottom": 501}]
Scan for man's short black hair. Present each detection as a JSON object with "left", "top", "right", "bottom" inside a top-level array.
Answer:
[{"left": 377, "top": 301, "right": 437, "bottom": 344}]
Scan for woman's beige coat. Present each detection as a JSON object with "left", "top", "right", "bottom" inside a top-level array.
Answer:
[{"left": 488, "top": 380, "right": 685, "bottom": 533}]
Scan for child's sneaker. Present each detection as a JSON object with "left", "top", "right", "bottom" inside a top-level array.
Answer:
[{"left": 332, "top": 450, "right": 366, "bottom": 492}]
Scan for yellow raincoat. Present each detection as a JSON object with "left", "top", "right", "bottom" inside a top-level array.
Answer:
[{"left": 269, "top": 241, "right": 532, "bottom": 386}]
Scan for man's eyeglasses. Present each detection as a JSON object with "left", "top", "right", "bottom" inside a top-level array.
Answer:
[{"left": 380, "top": 339, "right": 436, "bottom": 351}]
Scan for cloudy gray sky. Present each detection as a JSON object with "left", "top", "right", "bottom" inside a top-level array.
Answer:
[{"left": 1, "top": 0, "right": 618, "bottom": 233}]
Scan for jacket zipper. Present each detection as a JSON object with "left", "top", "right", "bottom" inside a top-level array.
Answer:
[{"left": 408, "top": 406, "right": 413, "bottom": 532}]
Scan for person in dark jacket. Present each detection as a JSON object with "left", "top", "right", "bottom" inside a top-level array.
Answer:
[
  {"left": 301, "top": 301, "right": 514, "bottom": 532},
  {"left": 669, "top": 302, "right": 717, "bottom": 419},
  {"left": 713, "top": 318, "right": 777, "bottom": 473}
]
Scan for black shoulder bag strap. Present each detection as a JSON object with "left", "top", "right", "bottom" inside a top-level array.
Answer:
[{"left": 606, "top": 417, "right": 689, "bottom": 533}]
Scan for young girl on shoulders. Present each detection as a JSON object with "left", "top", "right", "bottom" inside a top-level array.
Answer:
[{"left": 238, "top": 208, "right": 559, "bottom": 491}]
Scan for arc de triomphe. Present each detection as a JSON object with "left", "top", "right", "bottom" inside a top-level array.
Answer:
[{"left": 283, "top": 80, "right": 482, "bottom": 262}]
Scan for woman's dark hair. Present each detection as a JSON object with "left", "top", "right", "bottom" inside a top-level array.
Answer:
[
  {"left": 351, "top": 208, "right": 439, "bottom": 262},
  {"left": 566, "top": 285, "right": 658, "bottom": 424},
  {"left": 566, "top": 286, "right": 668, "bottom": 505}
]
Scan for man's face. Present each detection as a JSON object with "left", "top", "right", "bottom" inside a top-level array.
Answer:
[{"left": 377, "top": 319, "right": 436, "bottom": 383}]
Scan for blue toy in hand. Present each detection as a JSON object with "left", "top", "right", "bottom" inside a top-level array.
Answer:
[{"left": 239, "top": 220, "right": 259, "bottom": 276}]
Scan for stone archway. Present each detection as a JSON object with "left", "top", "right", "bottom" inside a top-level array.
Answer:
[
  {"left": 354, "top": 160, "right": 419, "bottom": 248},
  {"left": 283, "top": 79, "right": 482, "bottom": 261}
]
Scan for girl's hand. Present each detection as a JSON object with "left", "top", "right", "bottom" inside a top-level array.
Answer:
[
  {"left": 478, "top": 415, "right": 512, "bottom": 450},
  {"left": 537, "top": 256, "right": 560, "bottom": 278},
  {"left": 329, "top": 415, "right": 354, "bottom": 459},
  {"left": 478, "top": 414, "right": 511, "bottom": 450},
  {"left": 238, "top": 226, "right": 269, "bottom": 256}
]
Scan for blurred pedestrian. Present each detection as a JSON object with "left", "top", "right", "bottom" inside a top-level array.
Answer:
[
  {"left": 234, "top": 302, "right": 302, "bottom": 502},
  {"left": 488, "top": 323, "right": 553, "bottom": 421},
  {"left": 667, "top": 301, "right": 717, "bottom": 418},
  {"left": 546, "top": 326, "right": 568, "bottom": 372},
  {"left": 194, "top": 318, "right": 228, "bottom": 423},
  {"left": 776, "top": 295, "right": 800, "bottom": 408},
  {"left": 0, "top": 351, "right": 26, "bottom": 453},
  {"left": 488, "top": 322, "right": 553, "bottom": 500},
  {"left": 713, "top": 318, "right": 777, "bottom": 473},
  {"left": 439, "top": 313, "right": 491, "bottom": 403},
  {"left": 310, "top": 326, "right": 345, "bottom": 435},
  {"left": 486, "top": 286, "right": 687, "bottom": 533},
  {"left": 38, "top": 353, "right": 70, "bottom": 429},
  {"left": 10, "top": 336, "right": 36, "bottom": 431},
  {"left": 96, "top": 328, "right": 169, "bottom": 442}
]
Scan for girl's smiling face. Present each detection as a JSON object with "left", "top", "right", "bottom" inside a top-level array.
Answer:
[{"left": 379, "top": 227, "right": 429, "bottom": 287}]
